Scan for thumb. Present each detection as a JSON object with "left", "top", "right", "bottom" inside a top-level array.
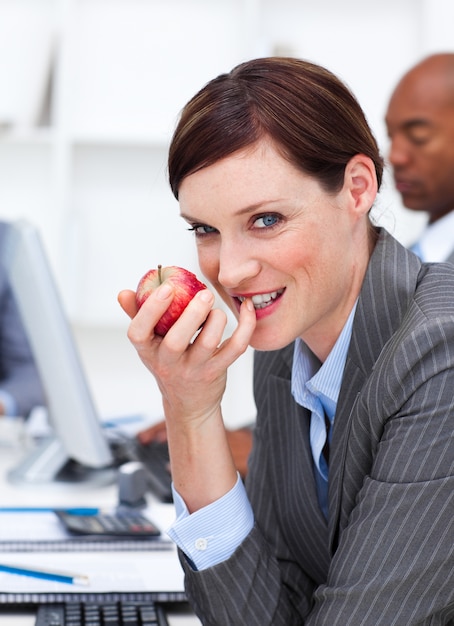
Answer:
[{"left": 118, "top": 289, "right": 139, "bottom": 319}]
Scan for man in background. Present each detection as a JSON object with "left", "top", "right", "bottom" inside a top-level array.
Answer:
[
  {"left": 0, "top": 221, "right": 45, "bottom": 417},
  {"left": 385, "top": 52, "right": 454, "bottom": 263}
]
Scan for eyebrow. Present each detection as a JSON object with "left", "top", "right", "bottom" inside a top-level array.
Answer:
[
  {"left": 180, "top": 200, "right": 284, "bottom": 223},
  {"left": 402, "top": 118, "right": 432, "bottom": 130},
  {"left": 385, "top": 116, "right": 432, "bottom": 133}
]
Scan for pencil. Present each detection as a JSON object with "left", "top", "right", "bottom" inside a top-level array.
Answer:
[
  {"left": 0, "top": 507, "right": 100, "bottom": 515},
  {"left": 0, "top": 563, "right": 90, "bottom": 586}
]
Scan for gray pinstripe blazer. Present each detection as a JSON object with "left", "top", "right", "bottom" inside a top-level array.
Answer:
[{"left": 181, "top": 229, "right": 454, "bottom": 625}]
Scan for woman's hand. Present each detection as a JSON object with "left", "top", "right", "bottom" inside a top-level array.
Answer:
[
  {"left": 118, "top": 283, "right": 256, "bottom": 511},
  {"left": 118, "top": 283, "right": 254, "bottom": 424}
]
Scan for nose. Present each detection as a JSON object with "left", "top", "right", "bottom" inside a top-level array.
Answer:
[
  {"left": 217, "top": 238, "right": 261, "bottom": 289},
  {"left": 388, "top": 135, "right": 410, "bottom": 168}
]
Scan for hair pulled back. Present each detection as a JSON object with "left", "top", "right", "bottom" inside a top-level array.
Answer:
[{"left": 168, "top": 57, "right": 383, "bottom": 199}]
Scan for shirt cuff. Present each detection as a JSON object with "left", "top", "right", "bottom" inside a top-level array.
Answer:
[{"left": 167, "top": 473, "right": 254, "bottom": 571}]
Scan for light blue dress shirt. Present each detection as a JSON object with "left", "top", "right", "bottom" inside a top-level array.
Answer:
[
  {"left": 167, "top": 302, "right": 357, "bottom": 570},
  {"left": 410, "top": 210, "right": 454, "bottom": 262},
  {"left": 291, "top": 301, "right": 357, "bottom": 519}
]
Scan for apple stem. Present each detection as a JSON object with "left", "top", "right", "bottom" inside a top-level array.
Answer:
[{"left": 158, "top": 264, "right": 162, "bottom": 284}]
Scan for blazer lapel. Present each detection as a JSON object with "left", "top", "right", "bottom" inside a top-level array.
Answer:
[
  {"left": 253, "top": 344, "right": 331, "bottom": 581},
  {"left": 266, "top": 373, "right": 331, "bottom": 581},
  {"left": 328, "top": 229, "right": 421, "bottom": 551}
]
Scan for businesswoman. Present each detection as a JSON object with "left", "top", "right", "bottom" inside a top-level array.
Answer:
[{"left": 119, "top": 57, "right": 454, "bottom": 624}]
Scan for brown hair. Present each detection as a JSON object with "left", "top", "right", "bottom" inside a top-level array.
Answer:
[{"left": 168, "top": 57, "right": 383, "bottom": 199}]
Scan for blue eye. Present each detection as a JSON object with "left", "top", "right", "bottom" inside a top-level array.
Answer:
[{"left": 254, "top": 214, "right": 280, "bottom": 228}]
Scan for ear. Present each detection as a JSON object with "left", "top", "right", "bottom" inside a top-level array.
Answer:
[{"left": 342, "top": 154, "right": 378, "bottom": 218}]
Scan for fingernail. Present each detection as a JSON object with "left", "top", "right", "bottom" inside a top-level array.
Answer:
[
  {"left": 157, "top": 283, "right": 173, "bottom": 300},
  {"left": 199, "top": 289, "right": 213, "bottom": 303}
]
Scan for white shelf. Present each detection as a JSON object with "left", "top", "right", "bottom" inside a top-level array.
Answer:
[
  {"left": 0, "top": 128, "right": 170, "bottom": 149},
  {"left": 70, "top": 132, "right": 171, "bottom": 149},
  {"left": 0, "top": 127, "right": 55, "bottom": 145}
]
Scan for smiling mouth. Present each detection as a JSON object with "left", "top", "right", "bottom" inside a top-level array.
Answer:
[{"left": 237, "top": 289, "right": 284, "bottom": 310}]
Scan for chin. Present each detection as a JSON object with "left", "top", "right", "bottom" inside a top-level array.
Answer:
[
  {"left": 402, "top": 198, "right": 426, "bottom": 213},
  {"left": 249, "top": 329, "right": 295, "bottom": 352}
]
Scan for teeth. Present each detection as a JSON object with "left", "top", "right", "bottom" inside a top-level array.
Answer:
[{"left": 238, "top": 290, "right": 283, "bottom": 309}]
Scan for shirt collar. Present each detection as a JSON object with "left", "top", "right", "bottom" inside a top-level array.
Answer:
[
  {"left": 291, "top": 300, "right": 358, "bottom": 420},
  {"left": 416, "top": 210, "right": 454, "bottom": 263}
]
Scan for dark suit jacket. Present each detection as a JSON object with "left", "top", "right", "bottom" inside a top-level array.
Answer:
[
  {"left": 181, "top": 229, "right": 454, "bottom": 625},
  {"left": 0, "top": 221, "right": 45, "bottom": 416}
]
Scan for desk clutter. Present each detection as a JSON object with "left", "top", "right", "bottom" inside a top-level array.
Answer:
[
  {"left": 0, "top": 505, "right": 186, "bottom": 600},
  {"left": 0, "top": 450, "right": 190, "bottom": 621}
]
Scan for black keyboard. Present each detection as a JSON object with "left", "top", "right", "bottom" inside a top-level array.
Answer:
[
  {"left": 110, "top": 438, "right": 172, "bottom": 503},
  {"left": 35, "top": 599, "right": 169, "bottom": 626}
]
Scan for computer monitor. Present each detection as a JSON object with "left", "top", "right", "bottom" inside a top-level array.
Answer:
[{"left": 1, "top": 219, "right": 116, "bottom": 488}]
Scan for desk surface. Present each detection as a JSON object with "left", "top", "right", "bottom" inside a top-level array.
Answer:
[{"left": 0, "top": 440, "right": 200, "bottom": 626}]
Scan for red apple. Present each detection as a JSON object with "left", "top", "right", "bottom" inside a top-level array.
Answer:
[{"left": 135, "top": 264, "right": 207, "bottom": 336}]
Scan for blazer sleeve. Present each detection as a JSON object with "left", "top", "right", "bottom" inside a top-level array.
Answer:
[{"left": 180, "top": 468, "right": 315, "bottom": 625}]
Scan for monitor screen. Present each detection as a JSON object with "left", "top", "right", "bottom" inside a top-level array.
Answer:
[{"left": 1, "top": 220, "right": 115, "bottom": 487}]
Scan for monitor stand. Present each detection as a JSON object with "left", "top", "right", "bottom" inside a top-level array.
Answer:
[{"left": 8, "top": 436, "right": 117, "bottom": 490}]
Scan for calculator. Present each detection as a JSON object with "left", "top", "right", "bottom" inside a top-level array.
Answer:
[{"left": 55, "top": 510, "right": 161, "bottom": 537}]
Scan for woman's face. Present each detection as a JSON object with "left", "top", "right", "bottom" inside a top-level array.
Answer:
[{"left": 179, "top": 139, "right": 371, "bottom": 359}]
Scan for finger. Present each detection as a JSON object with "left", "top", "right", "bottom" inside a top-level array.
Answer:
[
  {"left": 216, "top": 298, "right": 256, "bottom": 364},
  {"left": 189, "top": 307, "right": 228, "bottom": 355},
  {"left": 162, "top": 289, "right": 216, "bottom": 353},
  {"left": 118, "top": 289, "right": 138, "bottom": 319},
  {"left": 181, "top": 298, "right": 256, "bottom": 376},
  {"left": 127, "top": 282, "right": 175, "bottom": 346}
]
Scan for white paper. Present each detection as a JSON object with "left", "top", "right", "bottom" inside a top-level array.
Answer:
[{"left": 0, "top": 551, "right": 184, "bottom": 594}]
